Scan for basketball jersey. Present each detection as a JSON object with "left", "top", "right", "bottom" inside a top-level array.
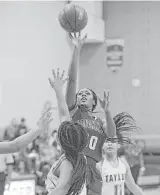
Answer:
[
  {"left": 46, "top": 154, "right": 87, "bottom": 195},
  {"left": 72, "top": 108, "right": 106, "bottom": 163},
  {"left": 101, "top": 157, "right": 126, "bottom": 195},
  {"left": 46, "top": 154, "right": 65, "bottom": 193}
]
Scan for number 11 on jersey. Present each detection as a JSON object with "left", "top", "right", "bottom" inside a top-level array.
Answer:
[{"left": 114, "top": 184, "right": 123, "bottom": 195}]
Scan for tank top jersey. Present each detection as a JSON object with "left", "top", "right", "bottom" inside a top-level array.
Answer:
[
  {"left": 46, "top": 154, "right": 87, "bottom": 195},
  {"left": 101, "top": 157, "right": 126, "bottom": 195},
  {"left": 46, "top": 154, "right": 65, "bottom": 193},
  {"left": 72, "top": 108, "right": 106, "bottom": 163}
]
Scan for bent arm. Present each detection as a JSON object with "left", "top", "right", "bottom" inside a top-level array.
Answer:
[
  {"left": 0, "top": 128, "right": 43, "bottom": 154},
  {"left": 48, "top": 160, "right": 72, "bottom": 195},
  {"left": 103, "top": 110, "right": 116, "bottom": 137},
  {"left": 65, "top": 46, "right": 80, "bottom": 108},
  {"left": 55, "top": 88, "right": 71, "bottom": 123}
]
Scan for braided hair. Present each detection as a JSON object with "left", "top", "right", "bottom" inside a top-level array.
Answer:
[
  {"left": 106, "top": 112, "right": 141, "bottom": 145},
  {"left": 69, "top": 88, "right": 98, "bottom": 112},
  {"left": 58, "top": 121, "right": 88, "bottom": 195}
]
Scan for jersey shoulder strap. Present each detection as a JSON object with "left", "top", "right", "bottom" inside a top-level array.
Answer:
[{"left": 51, "top": 154, "right": 66, "bottom": 174}]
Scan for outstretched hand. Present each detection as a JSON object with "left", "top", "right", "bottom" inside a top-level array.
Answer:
[
  {"left": 48, "top": 68, "right": 68, "bottom": 91},
  {"left": 37, "top": 100, "right": 53, "bottom": 132},
  {"left": 98, "top": 90, "right": 110, "bottom": 112},
  {"left": 69, "top": 31, "right": 87, "bottom": 51}
]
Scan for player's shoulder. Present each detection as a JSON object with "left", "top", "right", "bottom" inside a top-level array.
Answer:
[
  {"left": 60, "top": 157, "right": 73, "bottom": 172},
  {"left": 70, "top": 107, "right": 78, "bottom": 119},
  {"left": 96, "top": 161, "right": 102, "bottom": 173},
  {"left": 70, "top": 107, "right": 80, "bottom": 121},
  {"left": 96, "top": 157, "right": 104, "bottom": 173},
  {"left": 119, "top": 156, "right": 129, "bottom": 169}
]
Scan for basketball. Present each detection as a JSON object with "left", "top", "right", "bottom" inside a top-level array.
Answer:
[{"left": 58, "top": 4, "right": 88, "bottom": 33}]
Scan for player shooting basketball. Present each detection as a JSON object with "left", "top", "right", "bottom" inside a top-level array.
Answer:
[
  {"left": 47, "top": 4, "right": 140, "bottom": 195},
  {"left": 64, "top": 33, "right": 116, "bottom": 195}
]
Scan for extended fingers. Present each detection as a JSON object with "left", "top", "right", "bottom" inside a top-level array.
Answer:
[
  {"left": 52, "top": 69, "right": 56, "bottom": 79},
  {"left": 69, "top": 33, "right": 74, "bottom": 40},
  {"left": 60, "top": 70, "right": 65, "bottom": 80},
  {"left": 42, "top": 101, "right": 52, "bottom": 113},
  {"left": 48, "top": 78, "right": 54, "bottom": 88},
  {"left": 78, "top": 31, "right": 81, "bottom": 39},
  {"left": 57, "top": 68, "right": 60, "bottom": 79},
  {"left": 104, "top": 89, "right": 110, "bottom": 100}
]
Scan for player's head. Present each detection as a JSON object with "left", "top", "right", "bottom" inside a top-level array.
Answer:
[
  {"left": 103, "top": 112, "right": 140, "bottom": 156},
  {"left": 103, "top": 136, "right": 120, "bottom": 156},
  {"left": 58, "top": 121, "right": 88, "bottom": 195},
  {"left": 69, "top": 88, "right": 97, "bottom": 111},
  {"left": 113, "top": 112, "right": 140, "bottom": 135}
]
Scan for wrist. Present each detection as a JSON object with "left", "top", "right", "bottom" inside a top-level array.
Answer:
[
  {"left": 54, "top": 87, "right": 63, "bottom": 93},
  {"left": 74, "top": 45, "right": 81, "bottom": 54},
  {"left": 104, "top": 109, "right": 110, "bottom": 114}
]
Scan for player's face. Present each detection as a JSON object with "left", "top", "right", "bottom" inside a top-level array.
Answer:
[
  {"left": 103, "top": 140, "right": 118, "bottom": 155},
  {"left": 77, "top": 88, "right": 95, "bottom": 109}
]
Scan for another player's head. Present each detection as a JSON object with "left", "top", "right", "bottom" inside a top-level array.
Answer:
[
  {"left": 103, "top": 112, "right": 140, "bottom": 157},
  {"left": 58, "top": 121, "right": 88, "bottom": 195},
  {"left": 69, "top": 88, "right": 97, "bottom": 111},
  {"left": 103, "top": 137, "right": 119, "bottom": 156}
]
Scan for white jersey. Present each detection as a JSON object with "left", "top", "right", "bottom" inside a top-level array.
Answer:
[
  {"left": 101, "top": 157, "right": 126, "bottom": 195},
  {"left": 46, "top": 154, "right": 87, "bottom": 195},
  {"left": 45, "top": 155, "right": 65, "bottom": 193}
]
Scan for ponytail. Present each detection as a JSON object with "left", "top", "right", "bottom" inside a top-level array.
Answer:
[
  {"left": 68, "top": 152, "right": 87, "bottom": 195},
  {"left": 58, "top": 121, "right": 88, "bottom": 195}
]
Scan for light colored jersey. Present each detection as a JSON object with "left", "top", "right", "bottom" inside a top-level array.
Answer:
[
  {"left": 45, "top": 155, "right": 66, "bottom": 193},
  {"left": 80, "top": 183, "right": 87, "bottom": 195},
  {"left": 101, "top": 157, "right": 126, "bottom": 195},
  {"left": 46, "top": 154, "right": 87, "bottom": 195}
]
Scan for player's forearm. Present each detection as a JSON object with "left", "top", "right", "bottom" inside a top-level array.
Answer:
[
  {"left": 0, "top": 128, "right": 42, "bottom": 154},
  {"left": 65, "top": 46, "right": 80, "bottom": 107},
  {"left": 48, "top": 185, "right": 69, "bottom": 195},
  {"left": 129, "top": 185, "right": 144, "bottom": 195},
  {"left": 104, "top": 110, "right": 116, "bottom": 137},
  {"left": 55, "top": 88, "right": 70, "bottom": 122},
  {"left": 12, "top": 128, "right": 43, "bottom": 152}
]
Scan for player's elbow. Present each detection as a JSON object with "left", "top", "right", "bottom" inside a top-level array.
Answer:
[
  {"left": 60, "top": 114, "right": 71, "bottom": 123},
  {"left": 126, "top": 181, "right": 138, "bottom": 194},
  {"left": 49, "top": 184, "right": 70, "bottom": 195}
]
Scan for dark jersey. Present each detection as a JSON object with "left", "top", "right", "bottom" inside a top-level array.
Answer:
[{"left": 72, "top": 108, "right": 106, "bottom": 163}]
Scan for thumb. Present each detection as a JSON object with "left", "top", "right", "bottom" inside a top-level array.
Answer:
[{"left": 48, "top": 78, "right": 54, "bottom": 88}]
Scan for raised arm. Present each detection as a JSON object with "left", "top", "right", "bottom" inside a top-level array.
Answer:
[
  {"left": 49, "top": 69, "right": 70, "bottom": 123},
  {"left": 0, "top": 102, "right": 53, "bottom": 154},
  {"left": 65, "top": 33, "right": 87, "bottom": 109},
  {"left": 98, "top": 90, "right": 116, "bottom": 137}
]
